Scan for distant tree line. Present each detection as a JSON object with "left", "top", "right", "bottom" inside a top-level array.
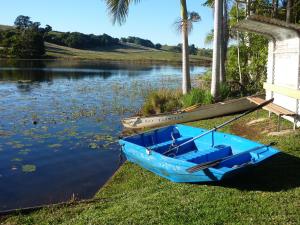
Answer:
[
  {"left": 168, "top": 44, "right": 197, "bottom": 55},
  {"left": 166, "top": 44, "right": 212, "bottom": 56},
  {"left": 120, "top": 36, "right": 161, "bottom": 49},
  {"left": 198, "top": 48, "right": 212, "bottom": 58},
  {"left": 44, "top": 32, "right": 120, "bottom": 49},
  {"left": 0, "top": 15, "right": 213, "bottom": 59}
]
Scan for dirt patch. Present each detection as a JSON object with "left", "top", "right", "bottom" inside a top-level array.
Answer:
[
  {"left": 268, "top": 129, "right": 296, "bottom": 136},
  {"left": 231, "top": 123, "right": 263, "bottom": 140},
  {"left": 231, "top": 119, "right": 277, "bottom": 140},
  {"left": 246, "top": 118, "right": 268, "bottom": 126}
]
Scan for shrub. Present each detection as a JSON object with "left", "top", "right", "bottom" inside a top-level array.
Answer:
[
  {"left": 141, "top": 89, "right": 182, "bottom": 116},
  {"left": 219, "top": 83, "right": 231, "bottom": 100},
  {"left": 141, "top": 88, "right": 214, "bottom": 116},
  {"left": 196, "top": 70, "right": 211, "bottom": 89},
  {"left": 11, "top": 30, "right": 45, "bottom": 58},
  {"left": 181, "top": 88, "right": 213, "bottom": 108}
]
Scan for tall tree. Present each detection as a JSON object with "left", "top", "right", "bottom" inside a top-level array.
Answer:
[
  {"left": 286, "top": 0, "right": 293, "bottom": 22},
  {"left": 14, "top": 15, "right": 32, "bottom": 30},
  {"left": 11, "top": 30, "right": 45, "bottom": 58},
  {"left": 219, "top": 0, "right": 227, "bottom": 84},
  {"left": 211, "top": 0, "right": 222, "bottom": 98},
  {"left": 204, "top": 0, "right": 229, "bottom": 90},
  {"left": 272, "top": 0, "right": 279, "bottom": 17},
  {"left": 180, "top": 0, "right": 191, "bottom": 94},
  {"left": 174, "top": 10, "right": 201, "bottom": 93},
  {"left": 104, "top": 0, "right": 194, "bottom": 94}
]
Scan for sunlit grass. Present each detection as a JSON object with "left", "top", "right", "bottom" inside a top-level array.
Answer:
[{"left": 45, "top": 42, "right": 211, "bottom": 64}]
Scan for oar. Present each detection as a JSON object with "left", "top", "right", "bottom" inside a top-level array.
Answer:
[
  {"left": 163, "top": 98, "right": 274, "bottom": 156},
  {"left": 187, "top": 142, "right": 276, "bottom": 173}
]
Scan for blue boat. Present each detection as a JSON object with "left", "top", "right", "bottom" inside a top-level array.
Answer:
[{"left": 119, "top": 124, "right": 280, "bottom": 183}]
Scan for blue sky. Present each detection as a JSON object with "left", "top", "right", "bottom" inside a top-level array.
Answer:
[{"left": 0, "top": 0, "right": 213, "bottom": 48}]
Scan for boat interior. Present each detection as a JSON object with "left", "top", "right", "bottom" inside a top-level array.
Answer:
[{"left": 124, "top": 125, "right": 265, "bottom": 168}]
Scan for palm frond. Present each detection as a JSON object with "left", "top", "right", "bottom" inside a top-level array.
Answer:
[
  {"left": 173, "top": 11, "right": 201, "bottom": 34},
  {"left": 205, "top": 29, "right": 214, "bottom": 45},
  {"left": 104, "top": 0, "right": 141, "bottom": 25},
  {"left": 189, "top": 12, "right": 201, "bottom": 22}
]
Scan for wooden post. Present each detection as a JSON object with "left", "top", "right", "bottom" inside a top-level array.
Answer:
[{"left": 277, "top": 115, "right": 281, "bottom": 131}]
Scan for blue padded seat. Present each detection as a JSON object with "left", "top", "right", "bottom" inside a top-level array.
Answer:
[
  {"left": 148, "top": 137, "right": 192, "bottom": 150},
  {"left": 176, "top": 145, "right": 232, "bottom": 164}
]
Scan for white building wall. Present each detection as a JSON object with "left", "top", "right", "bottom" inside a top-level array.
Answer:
[{"left": 266, "top": 37, "right": 300, "bottom": 116}]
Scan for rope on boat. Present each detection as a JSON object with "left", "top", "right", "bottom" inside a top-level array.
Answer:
[{"left": 163, "top": 98, "right": 274, "bottom": 156}]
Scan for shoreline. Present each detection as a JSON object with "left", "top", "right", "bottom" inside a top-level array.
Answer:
[
  {"left": 2, "top": 111, "right": 299, "bottom": 224},
  {"left": 0, "top": 161, "right": 125, "bottom": 217},
  {"left": 0, "top": 57, "right": 212, "bottom": 66}
]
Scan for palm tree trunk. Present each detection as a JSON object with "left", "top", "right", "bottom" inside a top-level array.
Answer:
[
  {"left": 272, "top": 0, "right": 279, "bottom": 18},
  {"left": 246, "top": 0, "right": 251, "bottom": 17},
  {"left": 286, "top": 0, "right": 293, "bottom": 23},
  {"left": 180, "top": 0, "right": 191, "bottom": 94},
  {"left": 219, "top": 0, "right": 226, "bottom": 83},
  {"left": 236, "top": 3, "right": 243, "bottom": 85},
  {"left": 211, "top": 0, "right": 222, "bottom": 98},
  {"left": 223, "top": 0, "right": 229, "bottom": 71}
]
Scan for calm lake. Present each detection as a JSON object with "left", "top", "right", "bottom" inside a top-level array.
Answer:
[{"left": 0, "top": 60, "right": 206, "bottom": 211}]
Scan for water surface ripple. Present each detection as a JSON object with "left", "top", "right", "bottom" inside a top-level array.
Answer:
[{"left": 0, "top": 60, "right": 206, "bottom": 210}]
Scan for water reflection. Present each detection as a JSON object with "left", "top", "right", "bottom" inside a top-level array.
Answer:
[
  {"left": 0, "top": 60, "right": 207, "bottom": 210},
  {"left": 0, "top": 60, "right": 205, "bottom": 83}
]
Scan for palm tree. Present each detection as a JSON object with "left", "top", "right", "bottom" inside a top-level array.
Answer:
[
  {"left": 211, "top": 0, "right": 222, "bottom": 98},
  {"left": 286, "top": 0, "right": 293, "bottom": 22},
  {"left": 174, "top": 10, "right": 201, "bottom": 94},
  {"left": 104, "top": 0, "right": 193, "bottom": 94},
  {"left": 180, "top": 0, "right": 191, "bottom": 94},
  {"left": 204, "top": 0, "right": 229, "bottom": 97}
]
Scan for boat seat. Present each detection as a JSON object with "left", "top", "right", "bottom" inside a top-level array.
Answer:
[
  {"left": 247, "top": 96, "right": 297, "bottom": 131},
  {"left": 175, "top": 145, "right": 232, "bottom": 164},
  {"left": 148, "top": 137, "right": 193, "bottom": 153}
]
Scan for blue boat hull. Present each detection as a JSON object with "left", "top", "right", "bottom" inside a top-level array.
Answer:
[{"left": 120, "top": 124, "right": 279, "bottom": 183}]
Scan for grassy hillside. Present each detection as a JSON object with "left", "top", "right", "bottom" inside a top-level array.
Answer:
[
  {"left": 0, "top": 24, "right": 211, "bottom": 63},
  {"left": 45, "top": 42, "right": 211, "bottom": 64},
  {"left": 0, "top": 25, "right": 13, "bottom": 30},
  {"left": 2, "top": 111, "right": 299, "bottom": 224}
]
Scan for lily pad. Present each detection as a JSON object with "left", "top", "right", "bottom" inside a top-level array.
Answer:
[
  {"left": 12, "top": 143, "right": 25, "bottom": 149},
  {"left": 11, "top": 158, "right": 23, "bottom": 162},
  {"left": 22, "top": 164, "right": 36, "bottom": 173},
  {"left": 93, "top": 134, "right": 115, "bottom": 142},
  {"left": 48, "top": 144, "right": 62, "bottom": 148},
  {"left": 68, "top": 131, "right": 78, "bottom": 137},
  {"left": 19, "top": 149, "right": 31, "bottom": 155},
  {"left": 41, "top": 126, "right": 48, "bottom": 131},
  {"left": 88, "top": 142, "right": 99, "bottom": 149}
]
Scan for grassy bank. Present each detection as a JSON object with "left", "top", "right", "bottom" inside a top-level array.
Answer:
[
  {"left": 45, "top": 42, "right": 211, "bottom": 64},
  {"left": 2, "top": 111, "right": 300, "bottom": 224}
]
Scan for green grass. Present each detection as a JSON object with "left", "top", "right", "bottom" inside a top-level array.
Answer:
[
  {"left": 2, "top": 111, "right": 300, "bottom": 224},
  {"left": 141, "top": 88, "right": 214, "bottom": 116},
  {"left": 45, "top": 42, "right": 211, "bottom": 64},
  {"left": 181, "top": 88, "right": 213, "bottom": 108},
  {"left": 141, "top": 89, "right": 182, "bottom": 115}
]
